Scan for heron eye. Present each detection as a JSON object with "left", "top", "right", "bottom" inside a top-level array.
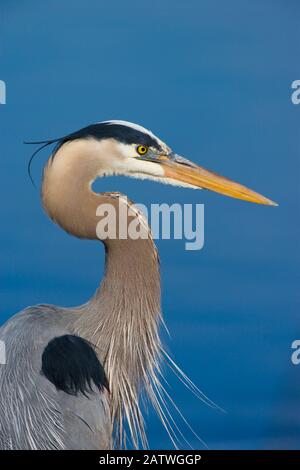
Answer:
[{"left": 136, "top": 145, "right": 148, "bottom": 156}]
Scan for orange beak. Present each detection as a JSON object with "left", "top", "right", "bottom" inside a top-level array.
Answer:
[{"left": 158, "top": 154, "right": 277, "bottom": 206}]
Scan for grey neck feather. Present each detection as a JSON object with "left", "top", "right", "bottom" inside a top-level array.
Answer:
[{"left": 42, "top": 139, "right": 162, "bottom": 448}]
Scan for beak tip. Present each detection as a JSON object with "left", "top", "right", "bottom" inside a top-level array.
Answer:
[{"left": 266, "top": 199, "right": 278, "bottom": 207}]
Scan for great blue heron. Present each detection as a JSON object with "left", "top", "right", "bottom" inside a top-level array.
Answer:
[{"left": 0, "top": 120, "right": 276, "bottom": 450}]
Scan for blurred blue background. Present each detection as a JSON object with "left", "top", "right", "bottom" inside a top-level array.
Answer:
[{"left": 0, "top": 0, "right": 299, "bottom": 449}]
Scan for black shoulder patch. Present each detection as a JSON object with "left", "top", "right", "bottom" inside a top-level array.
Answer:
[{"left": 41, "top": 335, "right": 109, "bottom": 396}]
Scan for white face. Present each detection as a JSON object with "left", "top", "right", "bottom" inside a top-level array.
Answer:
[
  {"left": 87, "top": 120, "right": 199, "bottom": 189},
  {"left": 113, "top": 141, "right": 166, "bottom": 178},
  {"left": 91, "top": 120, "right": 173, "bottom": 182},
  {"left": 94, "top": 139, "right": 165, "bottom": 180},
  {"left": 92, "top": 138, "right": 199, "bottom": 190}
]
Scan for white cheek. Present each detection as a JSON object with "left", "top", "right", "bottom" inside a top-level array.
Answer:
[
  {"left": 123, "top": 158, "right": 165, "bottom": 177},
  {"left": 111, "top": 143, "right": 166, "bottom": 176},
  {"left": 117, "top": 142, "right": 136, "bottom": 159}
]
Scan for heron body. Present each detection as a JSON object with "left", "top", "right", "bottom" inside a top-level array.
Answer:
[{"left": 0, "top": 121, "right": 275, "bottom": 449}]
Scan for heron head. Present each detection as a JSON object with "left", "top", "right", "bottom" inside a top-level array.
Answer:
[
  {"left": 31, "top": 120, "right": 277, "bottom": 206},
  {"left": 66, "top": 120, "right": 275, "bottom": 206}
]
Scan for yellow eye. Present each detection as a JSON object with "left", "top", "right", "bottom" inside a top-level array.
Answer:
[{"left": 136, "top": 145, "right": 148, "bottom": 156}]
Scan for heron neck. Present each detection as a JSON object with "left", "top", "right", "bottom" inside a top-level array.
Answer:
[
  {"left": 42, "top": 140, "right": 162, "bottom": 447},
  {"left": 76, "top": 237, "right": 161, "bottom": 448},
  {"left": 41, "top": 139, "right": 161, "bottom": 318},
  {"left": 75, "top": 236, "right": 161, "bottom": 354}
]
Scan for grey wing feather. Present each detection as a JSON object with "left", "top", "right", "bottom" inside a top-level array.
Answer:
[{"left": 0, "top": 306, "right": 112, "bottom": 450}]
